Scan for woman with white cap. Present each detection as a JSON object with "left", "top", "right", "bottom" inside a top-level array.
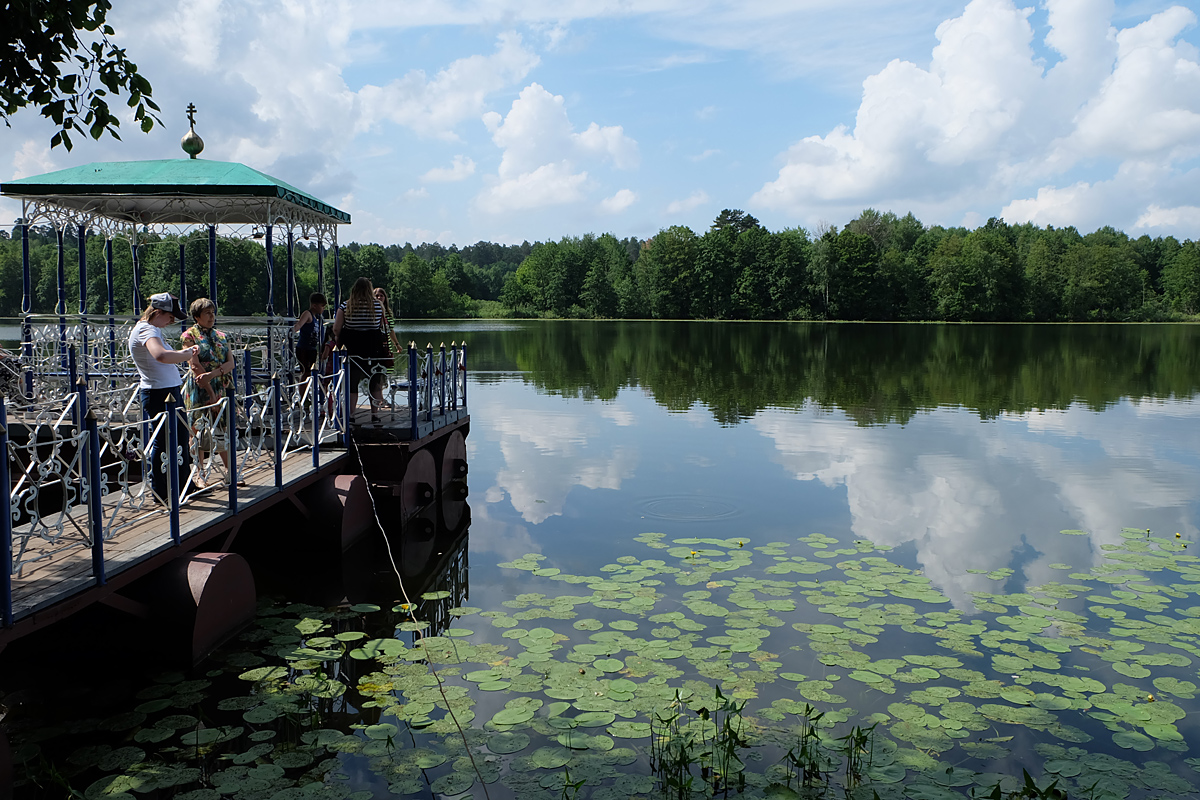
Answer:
[{"left": 128, "top": 292, "right": 199, "bottom": 503}]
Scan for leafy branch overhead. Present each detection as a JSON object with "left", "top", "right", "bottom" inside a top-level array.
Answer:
[{"left": 0, "top": 0, "right": 162, "bottom": 150}]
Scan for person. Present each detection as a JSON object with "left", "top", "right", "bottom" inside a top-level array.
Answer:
[
  {"left": 292, "top": 292, "right": 327, "bottom": 379},
  {"left": 128, "top": 292, "right": 198, "bottom": 504},
  {"left": 373, "top": 287, "right": 403, "bottom": 368},
  {"left": 332, "top": 277, "right": 387, "bottom": 419},
  {"left": 181, "top": 298, "right": 237, "bottom": 488}
]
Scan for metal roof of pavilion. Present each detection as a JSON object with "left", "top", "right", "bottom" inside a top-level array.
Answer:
[{"left": 1, "top": 159, "right": 350, "bottom": 228}]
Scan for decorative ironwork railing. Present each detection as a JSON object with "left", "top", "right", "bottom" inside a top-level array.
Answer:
[{"left": 0, "top": 328, "right": 467, "bottom": 627}]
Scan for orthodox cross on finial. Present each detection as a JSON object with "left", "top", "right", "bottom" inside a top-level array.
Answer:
[{"left": 181, "top": 102, "right": 204, "bottom": 158}]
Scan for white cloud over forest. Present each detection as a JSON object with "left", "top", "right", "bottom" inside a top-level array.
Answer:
[{"left": 752, "top": 0, "right": 1200, "bottom": 235}]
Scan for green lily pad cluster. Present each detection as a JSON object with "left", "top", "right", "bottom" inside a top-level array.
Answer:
[{"left": 12, "top": 526, "right": 1200, "bottom": 799}]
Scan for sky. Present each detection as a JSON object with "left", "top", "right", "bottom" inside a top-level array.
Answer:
[{"left": 3, "top": 0, "right": 1200, "bottom": 247}]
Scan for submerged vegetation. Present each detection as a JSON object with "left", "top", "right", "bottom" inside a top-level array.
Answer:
[{"left": 9, "top": 527, "right": 1200, "bottom": 799}]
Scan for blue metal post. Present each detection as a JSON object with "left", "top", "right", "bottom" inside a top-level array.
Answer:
[
  {"left": 446, "top": 340, "right": 453, "bottom": 410},
  {"left": 0, "top": 397, "right": 12, "bottom": 626},
  {"left": 286, "top": 228, "right": 295, "bottom": 318},
  {"left": 242, "top": 348, "right": 253, "bottom": 422},
  {"left": 77, "top": 225, "right": 88, "bottom": 380},
  {"left": 439, "top": 343, "right": 447, "bottom": 417},
  {"left": 131, "top": 238, "right": 142, "bottom": 315},
  {"left": 265, "top": 225, "right": 275, "bottom": 316},
  {"left": 56, "top": 227, "right": 66, "bottom": 365},
  {"left": 272, "top": 374, "right": 283, "bottom": 489},
  {"left": 67, "top": 345, "right": 77, "bottom": 391},
  {"left": 311, "top": 371, "right": 320, "bottom": 469},
  {"left": 227, "top": 388, "right": 238, "bottom": 513},
  {"left": 208, "top": 225, "right": 217, "bottom": 302},
  {"left": 425, "top": 344, "right": 433, "bottom": 423},
  {"left": 333, "top": 243, "right": 341, "bottom": 304},
  {"left": 179, "top": 241, "right": 187, "bottom": 335},
  {"left": 77, "top": 224, "right": 87, "bottom": 314},
  {"left": 263, "top": 228, "right": 280, "bottom": 386},
  {"left": 341, "top": 349, "right": 352, "bottom": 446},
  {"left": 317, "top": 241, "right": 325, "bottom": 296},
  {"left": 105, "top": 239, "right": 116, "bottom": 388},
  {"left": 84, "top": 408, "right": 106, "bottom": 587},
  {"left": 21, "top": 221, "right": 32, "bottom": 399},
  {"left": 408, "top": 343, "right": 418, "bottom": 440},
  {"left": 165, "top": 398, "right": 181, "bottom": 544}
]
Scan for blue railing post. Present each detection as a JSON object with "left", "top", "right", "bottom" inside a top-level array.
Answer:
[
  {"left": 208, "top": 225, "right": 217, "bottom": 302},
  {"left": 56, "top": 227, "right": 66, "bottom": 365},
  {"left": 67, "top": 345, "right": 78, "bottom": 394},
  {"left": 341, "top": 348, "right": 352, "bottom": 446},
  {"left": 0, "top": 397, "right": 12, "bottom": 625},
  {"left": 311, "top": 371, "right": 320, "bottom": 469},
  {"left": 179, "top": 241, "right": 188, "bottom": 335},
  {"left": 21, "top": 221, "right": 32, "bottom": 400},
  {"left": 242, "top": 348, "right": 253, "bottom": 422},
  {"left": 272, "top": 374, "right": 283, "bottom": 489},
  {"left": 439, "top": 343, "right": 447, "bottom": 417},
  {"left": 425, "top": 344, "right": 434, "bottom": 423},
  {"left": 84, "top": 408, "right": 106, "bottom": 587},
  {"left": 78, "top": 224, "right": 89, "bottom": 368},
  {"left": 105, "top": 238, "right": 116, "bottom": 389},
  {"left": 460, "top": 342, "right": 467, "bottom": 408},
  {"left": 408, "top": 343, "right": 418, "bottom": 440},
  {"left": 165, "top": 399, "right": 181, "bottom": 545},
  {"left": 227, "top": 390, "right": 238, "bottom": 513}
]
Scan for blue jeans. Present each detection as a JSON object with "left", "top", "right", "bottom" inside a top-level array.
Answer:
[{"left": 140, "top": 386, "right": 191, "bottom": 500}]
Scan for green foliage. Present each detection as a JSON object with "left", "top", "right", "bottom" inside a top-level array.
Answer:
[{"left": 0, "top": 0, "right": 162, "bottom": 150}]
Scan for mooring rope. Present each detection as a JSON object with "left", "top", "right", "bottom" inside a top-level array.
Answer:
[{"left": 346, "top": 430, "right": 492, "bottom": 800}]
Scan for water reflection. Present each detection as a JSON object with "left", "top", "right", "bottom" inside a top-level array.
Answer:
[{"left": 445, "top": 322, "right": 1200, "bottom": 614}]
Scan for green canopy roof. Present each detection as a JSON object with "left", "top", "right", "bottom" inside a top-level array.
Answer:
[{"left": 2, "top": 159, "right": 350, "bottom": 226}]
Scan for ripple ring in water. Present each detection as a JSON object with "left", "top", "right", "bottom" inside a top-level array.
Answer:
[{"left": 638, "top": 495, "right": 740, "bottom": 521}]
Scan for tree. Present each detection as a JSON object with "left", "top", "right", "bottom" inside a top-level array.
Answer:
[
  {"left": 2, "top": 0, "right": 162, "bottom": 150},
  {"left": 710, "top": 209, "right": 761, "bottom": 237}
]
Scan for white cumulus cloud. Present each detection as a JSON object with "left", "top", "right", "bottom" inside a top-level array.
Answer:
[
  {"left": 421, "top": 155, "right": 477, "bottom": 182},
  {"left": 666, "top": 189, "right": 709, "bottom": 214},
  {"left": 599, "top": 189, "right": 637, "bottom": 214},
  {"left": 475, "top": 82, "right": 638, "bottom": 214},
  {"left": 751, "top": 0, "right": 1200, "bottom": 236}
]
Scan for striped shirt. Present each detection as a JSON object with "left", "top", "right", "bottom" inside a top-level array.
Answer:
[{"left": 339, "top": 299, "right": 384, "bottom": 330}]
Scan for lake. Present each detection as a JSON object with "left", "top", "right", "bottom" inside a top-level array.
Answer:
[{"left": 7, "top": 321, "right": 1200, "bottom": 799}]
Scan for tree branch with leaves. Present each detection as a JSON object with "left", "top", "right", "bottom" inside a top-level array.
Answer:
[{"left": 1, "top": 0, "right": 161, "bottom": 150}]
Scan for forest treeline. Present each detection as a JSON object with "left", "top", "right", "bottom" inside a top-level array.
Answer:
[
  {"left": 1, "top": 208, "right": 1198, "bottom": 321},
  {"left": 452, "top": 321, "right": 1200, "bottom": 425}
]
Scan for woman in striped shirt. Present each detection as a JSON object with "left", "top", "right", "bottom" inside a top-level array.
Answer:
[{"left": 332, "top": 277, "right": 387, "bottom": 418}]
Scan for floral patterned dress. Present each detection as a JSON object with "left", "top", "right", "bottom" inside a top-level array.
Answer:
[{"left": 180, "top": 324, "right": 233, "bottom": 410}]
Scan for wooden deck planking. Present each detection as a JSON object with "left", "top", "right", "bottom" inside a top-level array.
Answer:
[{"left": 10, "top": 450, "right": 345, "bottom": 621}]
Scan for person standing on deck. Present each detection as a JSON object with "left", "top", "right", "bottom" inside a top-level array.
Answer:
[
  {"left": 292, "top": 292, "right": 327, "bottom": 379},
  {"left": 128, "top": 293, "right": 198, "bottom": 504},
  {"left": 332, "top": 277, "right": 387, "bottom": 420}
]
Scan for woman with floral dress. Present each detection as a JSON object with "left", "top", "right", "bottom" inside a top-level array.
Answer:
[{"left": 181, "top": 297, "right": 236, "bottom": 488}]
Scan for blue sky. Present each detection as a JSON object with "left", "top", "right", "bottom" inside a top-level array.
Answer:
[{"left": 3, "top": 0, "right": 1199, "bottom": 246}]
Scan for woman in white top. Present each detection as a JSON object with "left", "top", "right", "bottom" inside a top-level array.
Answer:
[
  {"left": 332, "top": 277, "right": 387, "bottom": 419},
  {"left": 128, "top": 292, "right": 199, "bottom": 502}
]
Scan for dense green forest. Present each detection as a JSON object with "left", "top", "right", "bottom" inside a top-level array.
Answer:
[{"left": 1, "top": 209, "right": 1197, "bottom": 320}]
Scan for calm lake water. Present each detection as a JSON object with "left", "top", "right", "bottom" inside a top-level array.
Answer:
[{"left": 8, "top": 321, "right": 1200, "bottom": 799}]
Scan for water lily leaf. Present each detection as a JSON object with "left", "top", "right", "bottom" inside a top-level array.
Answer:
[
  {"left": 365, "top": 723, "right": 398, "bottom": 740},
  {"left": 488, "top": 732, "right": 531, "bottom": 754},
  {"left": 430, "top": 771, "right": 473, "bottom": 795},
  {"left": 349, "top": 638, "right": 406, "bottom": 660},
  {"left": 1112, "top": 730, "right": 1154, "bottom": 750},
  {"left": 531, "top": 746, "right": 572, "bottom": 769}
]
